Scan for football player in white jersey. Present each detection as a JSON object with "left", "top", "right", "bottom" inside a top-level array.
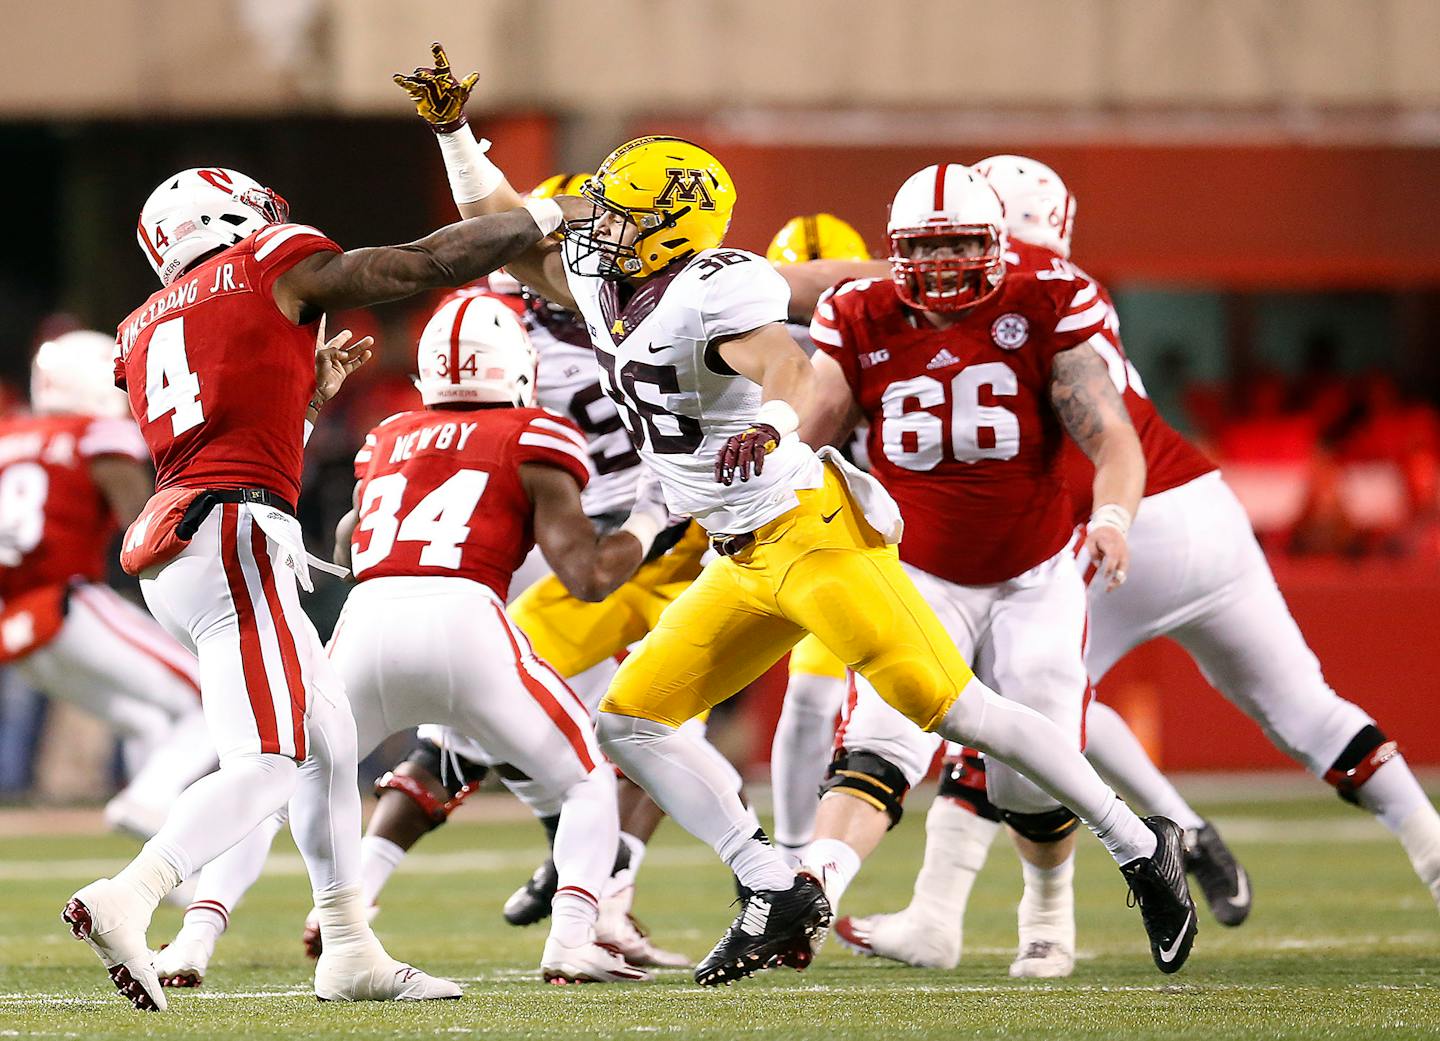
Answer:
[{"left": 397, "top": 41, "right": 1200, "bottom": 983}]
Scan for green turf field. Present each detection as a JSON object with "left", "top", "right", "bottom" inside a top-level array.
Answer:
[{"left": 2, "top": 782, "right": 1437, "bottom": 1040}]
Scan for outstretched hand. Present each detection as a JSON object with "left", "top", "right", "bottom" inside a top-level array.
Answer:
[
  {"left": 392, "top": 41, "right": 479, "bottom": 133},
  {"left": 313, "top": 316, "right": 374, "bottom": 406}
]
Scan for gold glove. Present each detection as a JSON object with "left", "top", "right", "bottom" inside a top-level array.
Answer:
[{"left": 393, "top": 42, "right": 479, "bottom": 134}]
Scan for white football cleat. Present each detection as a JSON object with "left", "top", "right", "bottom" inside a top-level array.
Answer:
[
  {"left": 62, "top": 879, "right": 166, "bottom": 1011},
  {"left": 154, "top": 933, "right": 211, "bottom": 989},
  {"left": 540, "top": 937, "right": 655, "bottom": 984},
  {"left": 833, "top": 911, "right": 960, "bottom": 970},
  {"left": 1008, "top": 939, "right": 1075, "bottom": 978},
  {"left": 595, "top": 889, "right": 689, "bottom": 969},
  {"left": 314, "top": 950, "right": 461, "bottom": 1001}
]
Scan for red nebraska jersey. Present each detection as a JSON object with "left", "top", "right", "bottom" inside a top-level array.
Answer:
[
  {"left": 0, "top": 413, "right": 148, "bottom": 601},
  {"left": 1006, "top": 243, "right": 1218, "bottom": 520},
  {"left": 349, "top": 407, "right": 591, "bottom": 599},
  {"left": 812, "top": 265, "right": 1109, "bottom": 585},
  {"left": 114, "top": 223, "right": 343, "bottom": 508}
]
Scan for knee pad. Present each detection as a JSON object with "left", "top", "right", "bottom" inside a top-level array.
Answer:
[
  {"left": 1000, "top": 805, "right": 1080, "bottom": 844},
  {"left": 374, "top": 739, "right": 489, "bottom": 827},
  {"left": 937, "top": 750, "right": 1001, "bottom": 823},
  {"left": 1324, "top": 724, "right": 1400, "bottom": 806},
  {"left": 821, "top": 749, "right": 911, "bottom": 829}
]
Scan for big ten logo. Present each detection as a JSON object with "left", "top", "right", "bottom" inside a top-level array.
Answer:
[{"left": 654, "top": 168, "right": 716, "bottom": 211}]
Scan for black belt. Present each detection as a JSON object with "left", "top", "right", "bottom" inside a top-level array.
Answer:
[
  {"left": 709, "top": 531, "right": 756, "bottom": 558},
  {"left": 176, "top": 487, "right": 296, "bottom": 541}
]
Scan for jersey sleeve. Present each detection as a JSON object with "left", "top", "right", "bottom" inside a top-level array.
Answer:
[
  {"left": 808, "top": 282, "right": 862, "bottom": 393},
  {"left": 1046, "top": 274, "right": 1110, "bottom": 355},
  {"left": 78, "top": 417, "right": 148, "bottom": 461},
  {"left": 698, "top": 252, "right": 790, "bottom": 342},
  {"left": 513, "top": 412, "right": 592, "bottom": 489},
  {"left": 249, "top": 223, "right": 343, "bottom": 298},
  {"left": 353, "top": 432, "right": 379, "bottom": 480}
]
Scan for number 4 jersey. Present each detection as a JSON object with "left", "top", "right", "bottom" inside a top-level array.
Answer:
[
  {"left": 811, "top": 265, "right": 1108, "bottom": 585},
  {"left": 114, "top": 223, "right": 343, "bottom": 508},
  {"left": 349, "top": 407, "right": 591, "bottom": 599}
]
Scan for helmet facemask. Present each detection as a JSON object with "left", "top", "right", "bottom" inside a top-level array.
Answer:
[
  {"left": 889, "top": 224, "right": 1005, "bottom": 313},
  {"left": 563, "top": 179, "right": 690, "bottom": 281}
]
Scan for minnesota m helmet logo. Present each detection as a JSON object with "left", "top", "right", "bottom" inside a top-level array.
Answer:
[{"left": 654, "top": 168, "right": 716, "bottom": 211}]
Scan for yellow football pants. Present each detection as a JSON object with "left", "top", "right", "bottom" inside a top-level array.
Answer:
[
  {"left": 600, "top": 463, "right": 974, "bottom": 730},
  {"left": 789, "top": 633, "right": 848, "bottom": 679},
  {"left": 507, "top": 522, "right": 709, "bottom": 678}
]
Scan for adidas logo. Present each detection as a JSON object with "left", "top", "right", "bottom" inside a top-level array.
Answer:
[
  {"left": 738, "top": 897, "right": 771, "bottom": 936},
  {"left": 927, "top": 348, "right": 961, "bottom": 370}
]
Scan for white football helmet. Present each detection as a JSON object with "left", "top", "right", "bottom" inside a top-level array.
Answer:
[
  {"left": 415, "top": 290, "right": 537, "bottom": 407},
  {"left": 974, "top": 154, "right": 1076, "bottom": 259},
  {"left": 31, "top": 330, "right": 132, "bottom": 420},
  {"left": 137, "top": 167, "right": 289, "bottom": 287},
  {"left": 887, "top": 163, "right": 1006, "bottom": 312}
]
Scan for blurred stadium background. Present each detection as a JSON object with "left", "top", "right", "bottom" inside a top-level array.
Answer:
[{"left": 2, "top": 0, "right": 1438, "bottom": 803}]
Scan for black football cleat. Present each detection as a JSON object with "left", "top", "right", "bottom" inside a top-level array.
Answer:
[
  {"left": 1184, "top": 821, "right": 1251, "bottom": 927},
  {"left": 503, "top": 857, "right": 558, "bottom": 926},
  {"left": 1120, "top": 816, "right": 1198, "bottom": 974},
  {"left": 694, "top": 875, "right": 831, "bottom": 987}
]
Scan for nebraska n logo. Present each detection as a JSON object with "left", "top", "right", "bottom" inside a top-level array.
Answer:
[{"left": 654, "top": 168, "right": 715, "bottom": 211}]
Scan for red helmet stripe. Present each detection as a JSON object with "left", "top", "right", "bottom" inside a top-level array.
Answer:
[
  {"left": 137, "top": 219, "right": 163, "bottom": 265},
  {"left": 448, "top": 294, "right": 478, "bottom": 385},
  {"left": 933, "top": 164, "right": 951, "bottom": 211}
]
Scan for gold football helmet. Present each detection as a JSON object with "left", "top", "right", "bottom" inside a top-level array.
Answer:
[
  {"left": 565, "top": 136, "right": 736, "bottom": 281},
  {"left": 528, "top": 172, "right": 591, "bottom": 200},
  {"left": 766, "top": 213, "right": 870, "bottom": 265}
]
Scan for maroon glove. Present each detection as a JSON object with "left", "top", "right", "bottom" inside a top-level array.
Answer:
[{"left": 715, "top": 424, "right": 781, "bottom": 486}]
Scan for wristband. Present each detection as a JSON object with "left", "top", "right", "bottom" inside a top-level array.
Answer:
[
  {"left": 755, "top": 399, "right": 799, "bottom": 438},
  {"left": 1089, "top": 503, "right": 1132, "bottom": 537},
  {"left": 435, "top": 125, "right": 504, "bottom": 205},
  {"left": 619, "top": 512, "right": 662, "bottom": 557},
  {"left": 522, "top": 197, "right": 564, "bottom": 238}
]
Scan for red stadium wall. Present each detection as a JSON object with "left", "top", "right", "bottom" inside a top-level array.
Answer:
[
  {"left": 631, "top": 127, "right": 1440, "bottom": 290},
  {"left": 743, "top": 558, "right": 1440, "bottom": 771}
]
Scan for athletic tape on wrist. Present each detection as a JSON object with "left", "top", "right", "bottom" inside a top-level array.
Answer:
[
  {"left": 522, "top": 198, "right": 564, "bottom": 238},
  {"left": 436, "top": 125, "right": 503, "bottom": 204},
  {"left": 755, "top": 399, "right": 799, "bottom": 438},
  {"left": 1088, "top": 503, "right": 1132, "bottom": 537},
  {"left": 620, "top": 513, "right": 662, "bottom": 557}
]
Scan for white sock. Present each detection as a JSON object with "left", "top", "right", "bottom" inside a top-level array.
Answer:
[
  {"left": 551, "top": 766, "right": 620, "bottom": 921},
  {"left": 1395, "top": 805, "right": 1440, "bottom": 907},
  {"left": 178, "top": 901, "right": 227, "bottom": 956},
  {"left": 937, "top": 678, "right": 1156, "bottom": 865},
  {"left": 770, "top": 673, "right": 847, "bottom": 849},
  {"left": 550, "top": 888, "right": 601, "bottom": 946},
  {"left": 181, "top": 810, "right": 287, "bottom": 937},
  {"left": 359, "top": 835, "right": 406, "bottom": 906},
  {"left": 905, "top": 797, "right": 1000, "bottom": 928},
  {"left": 312, "top": 883, "right": 381, "bottom": 958},
  {"left": 600, "top": 713, "right": 793, "bottom": 892},
  {"left": 1017, "top": 853, "right": 1076, "bottom": 950},
  {"left": 1354, "top": 756, "right": 1434, "bottom": 832},
  {"left": 801, "top": 838, "right": 861, "bottom": 911},
  {"left": 115, "top": 846, "right": 184, "bottom": 909},
  {"left": 1084, "top": 701, "right": 1205, "bottom": 832}
]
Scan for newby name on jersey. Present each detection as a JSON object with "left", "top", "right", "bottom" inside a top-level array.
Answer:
[{"left": 350, "top": 407, "right": 591, "bottom": 599}]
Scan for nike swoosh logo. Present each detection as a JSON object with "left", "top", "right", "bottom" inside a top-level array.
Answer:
[
  {"left": 1227, "top": 869, "right": 1250, "bottom": 907},
  {"left": 646, "top": 343, "right": 669, "bottom": 354},
  {"left": 821, "top": 508, "right": 842, "bottom": 524},
  {"left": 1158, "top": 911, "right": 1193, "bottom": 963}
]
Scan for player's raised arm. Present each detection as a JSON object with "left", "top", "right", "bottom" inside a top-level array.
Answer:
[
  {"left": 1049, "top": 343, "right": 1145, "bottom": 590},
  {"left": 272, "top": 200, "right": 581, "bottom": 321},
  {"left": 394, "top": 42, "right": 576, "bottom": 310},
  {"left": 777, "top": 260, "right": 889, "bottom": 323}
]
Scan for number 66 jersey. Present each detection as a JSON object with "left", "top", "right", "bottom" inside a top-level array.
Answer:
[{"left": 810, "top": 265, "right": 1108, "bottom": 585}]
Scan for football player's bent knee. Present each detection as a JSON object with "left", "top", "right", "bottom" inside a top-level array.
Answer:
[
  {"left": 1323, "top": 724, "right": 1400, "bottom": 805},
  {"left": 856, "top": 651, "right": 964, "bottom": 732},
  {"left": 1001, "top": 806, "right": 1080, "bottom": 844},
  {"left": 937, "top": 751, "right": 1001, "bottom": 823},
  {"left": 374, "top": 739, "right": 489, "bottom": 828},
  {"left": 820, "top": 750, "right": 911, "bottom": 829}
]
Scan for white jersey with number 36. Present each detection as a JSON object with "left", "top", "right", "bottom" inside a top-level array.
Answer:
[{"left": 564, "top": 248, "right": 823, "bottom": 534}]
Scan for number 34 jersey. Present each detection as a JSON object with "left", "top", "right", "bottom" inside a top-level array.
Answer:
[
  {"left": 114, "top": 224, "right": 343, "bottom": 508},
  {"left": 349, "top": 406, "right": 591, "bottom": 600},
  {"left": 811, "top": 267, "right": 1108, "bottom": 586},
  {"left": 564, "top": 248, "right": 823, "bottom": 535}
]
